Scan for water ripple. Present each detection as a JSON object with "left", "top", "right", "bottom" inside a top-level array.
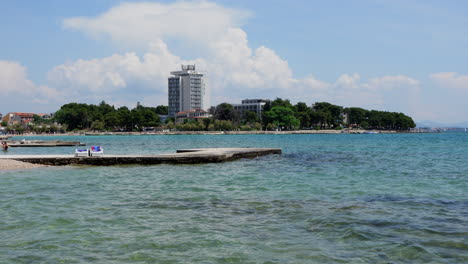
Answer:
[{"left": 1, "top": 133, "right": 467, "bottom": 263}]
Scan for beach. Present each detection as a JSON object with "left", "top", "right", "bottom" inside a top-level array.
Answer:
[{"left": 0, "top": 159, "right": 45, "bottom": 170}]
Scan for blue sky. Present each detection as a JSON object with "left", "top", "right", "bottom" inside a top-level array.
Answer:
[{"left": 1, "top": 0, "right": 467, "bottom": 124}]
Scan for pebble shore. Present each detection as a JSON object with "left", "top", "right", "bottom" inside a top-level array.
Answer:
[
  {"left": 0, "top": 159, "right": 45, "bottom": 170},
  {"left": 5, "top": 129, "right": 416, "bottom": 137}
]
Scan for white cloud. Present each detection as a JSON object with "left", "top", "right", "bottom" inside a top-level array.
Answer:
[
  {"left": 0, "top": 60, "right": 61, "bottom": 112},
  {"left": 48, "top": 55, "right": 127, "bottom": 93},
  {"left": 45, "top": 1, "right": 427, "bottom": 119},
  {"left": 327, "top": 74, "right": 420, "bottom": 112},
  {"left": 301, "top": 75, "right": 330, "bottom": 91},
  {"left": 63, "top": 1, "right": 249, "bottom": 50},
  {"left": 207, "top": 28, "right": 293, "bottom": 92},
  {"left": 368, "top": 75, "right": 419, "bottom": 91},
  {"left": 430, "top": 72, "right": 468, "bottom": 90},
  {"left": 47, "top": 39, "right": 191, "bottom": 106},
  {"left": 334, "top": 73, "right": 361, "bottom": 90},
  {"left": 59, "top": 2, "right": 294, "bottom": 96},
  {"left": 0, "top": 60, "right": 38, "bottom": 95}
]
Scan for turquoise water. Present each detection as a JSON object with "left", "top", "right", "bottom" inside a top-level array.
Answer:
[{"left": 1, "top": 133, "right": 467, "bottom": 263}]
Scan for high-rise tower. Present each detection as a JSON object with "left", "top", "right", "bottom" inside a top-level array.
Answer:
[{"left": 168, "top": 65, "right": 206, "bottom": 117}]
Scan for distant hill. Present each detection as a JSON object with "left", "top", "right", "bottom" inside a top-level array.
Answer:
[
  {"left": 417, "top": 120, "right": 468, "bottom": 128},
  {"left": 451, "top": 122, "right": 468, "bottom": 128}
]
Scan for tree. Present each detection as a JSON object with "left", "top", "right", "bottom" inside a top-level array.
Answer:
[
  {"left": 33, "top": 125, "right": 45, "bottom": 134},
  {"left": 214, "top": 103, "right": 239, "bottom": 122},
  {"left": 165, "top": 117, "right": 175, "bottom": 124},
  {"left": 97, "top": 101, "right": 115, "bottom": 116},
  {"left": 294, "top": 102, "right": 312, "bottom": 128},
  {"left": 394, "top": 113, "right": 415, "bottom": 130},
  {"left": 296, "top": 111, "right": 311, "bottom": 128},
  {"left": 104, "top": 111, "right": 119, "bottom": 130},
  {"left": 176, "top": 119, "right": 204, "bottom": 131},
  {"left": 262, "top": 100, "right": 272, "bottom": 112},
  {"left": 117, "top": 106, "right": 132, "bottom": 131},
  {"left": 155, "top": 105, "right": 168, "bottom": 115},
  {"left": 213, "top": 120, "right": 234, "bottom": 131},
  {"left": 141, "top": 108, "right": 160, "bottom": 127},
  {"left": 33, "top": 114, "right": 45, "bottom": 124},
  {"left": 54, "top": 103, "right": 93, "bottom": 130},
  {"left": 310, "top": 110, "right": 331, "bottom": 129},
  {"left": 50, "top": 99, "right": 416, "bottom": 132},
  {"left": 367, "top": 110, "right": 382, "bottom": 129},
  {"left": 91, "top": 120, "right": 105, "bottom": 131},
  {"left": 48, "top": 124, "right": 59, "bottom": 133},
  {"left": 347, "top": 107, "right": 368, "bottom": 126},
  {"left": 263, "top": 106, "right": 300, "bottom": 130},
  {"left": 202, "top": 118, "right": 213, "bottom": 131},
  {"left": 130, "top": 109, "right": 144, "bottom": 130},
  {"left": 12, "top": 123, "right": 25, "bottom": 134},
  {"left": 262, "top": 98, "right": 297, "bottom": 129},
  {"left": 361, "top": 110, "right": 415, "bottom": 130},
  {"left": 311, "top": 102, "right": 343, "bottom": 128},
  {"left": 271, "top": 98, "right": 293, "bottom": 108},
  {"left": 243, "top": 111, "right": 259, "bottom": 124}
]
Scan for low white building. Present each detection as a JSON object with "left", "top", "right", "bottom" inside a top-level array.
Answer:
[
  {"left": 233, "top": 99, "right": 270, "bottom": 119},
  {"left": 175, "top": 108, "right": 210, "bottom": 124}
]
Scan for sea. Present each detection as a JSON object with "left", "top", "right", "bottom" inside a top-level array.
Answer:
[{"left": 1, "top": 133, "right": 467, "bottom": 263}]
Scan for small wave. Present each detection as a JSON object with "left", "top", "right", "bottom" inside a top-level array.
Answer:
[
  {"left": 341, "top": 228, "right": 374, "bottom": 241},
  {"left": 362, "top": 194, "right": 468, "bottom": 208},
  {"left": 422, "top": 239, "right": 468, "bottom": 250}
]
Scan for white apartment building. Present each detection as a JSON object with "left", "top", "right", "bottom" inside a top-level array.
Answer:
[
  {"left": 168, "top": 65, "right": 207, "bottom": 117},
  {"left": 233, "top": 99, "right": 270, "bottom": 119}
]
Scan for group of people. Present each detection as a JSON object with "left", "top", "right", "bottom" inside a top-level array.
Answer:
[{"left": 1, "top": 141, "right": 8, "bottom": 151}]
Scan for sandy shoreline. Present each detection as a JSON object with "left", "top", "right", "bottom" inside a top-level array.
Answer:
[
  {"left": 0, "top": 159, "right": 46, "bottom": 170},
  {"left": 3, "top": 129, "right": 424, "bottom": 137}
]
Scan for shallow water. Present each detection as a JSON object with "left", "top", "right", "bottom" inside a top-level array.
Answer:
[{"left": 1, "top": 133, "right": 467, "bottom": 263}]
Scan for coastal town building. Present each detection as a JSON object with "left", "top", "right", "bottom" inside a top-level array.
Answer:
[
  {"left": 37, "top": 113, "right": 53, "bottom": 120},
  {"left": 168, "top": 65, "right": 207, "bottom": 117},
  {"left": 233, "top": 99, "right": 270, "bottom": 119},
  {"left": 2, "top": 112, "right": 35, "bottom": 125},
  {"left": 341, "top": 112, "right": 349, "bottom": 126},
  {"left": 159, "top": 114, "right": 169, "bottom": 124},
  {"left": 175, "top": 108, "right": 210, "bottom": 124}
]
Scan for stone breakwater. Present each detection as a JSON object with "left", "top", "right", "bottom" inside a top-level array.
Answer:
[
  {"left": 0, "top": 148, "right": 281, "bottom": 166},
  {"left": 0, "top": 159, "right": 45, "bottom": 170}
]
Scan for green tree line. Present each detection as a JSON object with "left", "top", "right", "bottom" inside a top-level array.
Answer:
[
  {"left": 54, "top": 101, "right": 168, "bottom": 131},
  {"left": 1, "top": 99, "right": 415, "bottom": 133},
  {"left": 344, "top": 107, "right": 416, "bottom": 130},
  {"left": 206, "top": 98, "right": 415, "bottom": 131},
  {"left": 52, "top": 99, "right": 414, "bottom": 132}
]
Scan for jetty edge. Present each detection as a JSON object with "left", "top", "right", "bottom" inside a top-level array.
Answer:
[
  {"left": 5, "top": 140, "right": 85, "bottom": 147},
  {"left": 0, "top": 148, "right": 281, "bottom": 166}
]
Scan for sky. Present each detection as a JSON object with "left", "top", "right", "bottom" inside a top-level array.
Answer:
[{"left": 0, "top": 0, "right": 467, "bottom": 124}]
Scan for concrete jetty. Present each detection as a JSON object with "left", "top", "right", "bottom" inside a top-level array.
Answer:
[
  {"left": 0, "top": 148, "right": 281, "bottom": 166},
  {"left": 7, "top": 140, "right": 85, "bottom": 147}
]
